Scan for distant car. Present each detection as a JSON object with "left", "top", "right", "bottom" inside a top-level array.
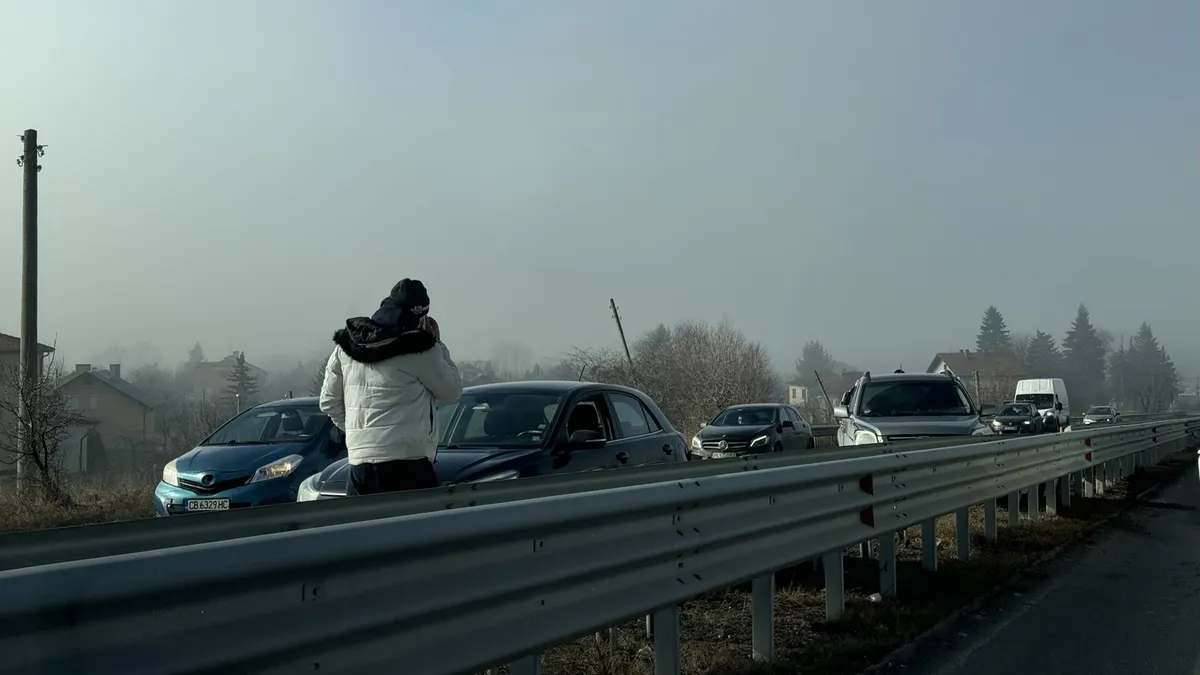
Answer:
[
  {"left": 297, "top": 380, "right": 687, "bottom": 500},
  {"left": 154, "top": 397, "right": 345, "bottom": 516},
  {"left": 833, "top": 370, "right": 993, "bottom": 446},
  {"left": 989, "top": 402, "right": 1045, "bottom": 435},
  {"left": 688, "top": 403, "right": 814, "bottom": 460},
  {"left": 1082, "top": 405, "right": 1121, "bottom": 425}
]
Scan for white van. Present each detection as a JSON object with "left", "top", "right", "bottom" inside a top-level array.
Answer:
[{"left": 1013, "top": 379, "right": 1070, "bottom": 430}]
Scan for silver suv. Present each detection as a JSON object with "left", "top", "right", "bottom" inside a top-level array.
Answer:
[{"left": 833, "top": 371, "right": 993, "bottom": 446}]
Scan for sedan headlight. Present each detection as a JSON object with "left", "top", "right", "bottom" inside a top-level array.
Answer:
[
  {"left": 991, "top": 419, "right": 1003, "bottom": 428},
  {"left": 853, "top": 429, "right": 880, "bottom": 445},
  {"left": 471, "top": 469, "right": 520, "bottom": 483},
  {"left": 691, "top": 436, "right": 702, "bottom": 451},
  {"left": 248, "top": 454, "right": 304, "bottom": 484},
  {"left": 749, "top": 435, "right": 770, "bottom": 448},
  {"left": 1083, "top": 418, "right": 1095, "bottom": 425},
  {"left": 972, "top": 426, "right": 995, "bottom": 436},
  {"left": 296, "top": 473, "right": 321, "bottom": 502},
  {"left": 162, "top": 458, "right": 179, "bottom": 487},
  {"left": 1022, "top": 420, "right": 1031, "bottom": 425}
]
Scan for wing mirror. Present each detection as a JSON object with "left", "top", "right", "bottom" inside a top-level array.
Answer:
[
  {"left": 699, "top": 422, "right": 707, "bottom": 428},
  {"left": 568, "top": 430, "right": 606, "bottom": 447},
  {"left": 1054, "top": 402, "right": 1063, "bottom": 411},
  {"left": 781, "top": 420, "right": 794, "bottom": 429},
  {"left": 833, "top": 405, "right": 849, "bottom": 419}
]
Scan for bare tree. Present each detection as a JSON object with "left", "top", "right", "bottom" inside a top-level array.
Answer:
[
  {"left": 0, "top": 357, "right": 81, "bottom": 501},
  {"left": 559, "top": 320, "right": 781, "bottom": 435}
]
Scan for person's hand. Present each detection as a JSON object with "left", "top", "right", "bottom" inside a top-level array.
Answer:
[{"left": 425, "top": 316, "right": 441, "bottom": 342}]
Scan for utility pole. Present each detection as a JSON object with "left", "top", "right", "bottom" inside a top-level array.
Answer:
[
  {"left": 609, "top": 298, "right": 634, "bottom": 371},
  {"left": 15, "top": 130, "right": 44, "bottom": 492}
]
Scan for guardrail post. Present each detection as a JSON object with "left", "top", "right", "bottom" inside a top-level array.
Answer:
[
  {"left": 955, "top": 507, "right": 970, "bottom": 560},
  {"left": 653, "top": 606, "right": 680, "bottom": 675},
  {"left": 1095, "top": 464, "right": 1106, "bottom": 496},
  {"left": 1007, "top": 491, "right": 1019, "bottom": 526},
  {"left": 645, "top": 614, "right": 653, "bottom": 638},
  {"left": 751, "top": 573, "right": 775, "bottom": 661},
  {"left": 1045, "top": 479, "right": 1057, "bottom": 516},
  {"left": 983, "top": 499, "right": 998, "bottom": 540},
  {"left": 1060, "top": 474, "right": 1072, "bottom": 507},
  {"left": 823, "top": 551, "right": 846, "bottom": 619},
  {"left": 1026, "top": 486, "right": 1040, "bottom": 523},
  {"left": 1103, "top": 462, "right": 1114, "bottom": 491},
  {"left": 920, "top": 520, "right": 937, "bottom": 571},
  {"left": 507, "top": 654, "right": 541, "bottom": 675},
  {"left": 878, "top": 532, "right": 897, "bottom": 597}
]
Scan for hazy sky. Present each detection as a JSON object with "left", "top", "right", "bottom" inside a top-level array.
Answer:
[{"left": 1, "top": 1, "right": 1197, "bottom": 377}]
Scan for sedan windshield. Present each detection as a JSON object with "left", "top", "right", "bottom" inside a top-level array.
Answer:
[
  {"left": 1087, "top": 406, "right": 1115, "bottom": 415},
  {"left": 998, "top": 404, "right": 1033, "bottom": 416},
  {"left": 710, "top": 406, "right": 776, "bottom": 426},
  {"left": 439, "top": 392, "right": 564, "bottom": 451},
  {"left": 202, "top": 404, "right": 326, "bottom": 446},
  {"left": 859, "top": 380, "right": 974, "bottom": 417}
]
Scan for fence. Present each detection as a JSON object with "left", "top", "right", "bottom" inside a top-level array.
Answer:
[{"left": 2, "top": 417, "right": 1196, "bottom": 675}]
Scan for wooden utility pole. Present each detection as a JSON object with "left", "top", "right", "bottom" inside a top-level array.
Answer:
[
  {"left": 16, "top": 129, "right": 44, "bottom": 491},
  {"left": 609, "top": 298, "right": 634, "bottom": 371}
]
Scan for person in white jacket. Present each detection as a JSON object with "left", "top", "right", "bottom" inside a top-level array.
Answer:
[{"left": 319, "top": 279, "right": 463, "bottom": 495}]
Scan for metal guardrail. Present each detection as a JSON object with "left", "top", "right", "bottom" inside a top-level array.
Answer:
[
  {"left": 0, "top": 434, "right": 999, "bottom": 571},
  {"left": 3, "top": 418, "right": 1196, "bottom": 675},
  {"left": 0, "top": 413, "right": 1181, "bottom": 572}
]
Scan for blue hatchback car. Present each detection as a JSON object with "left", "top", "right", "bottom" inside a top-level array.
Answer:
[{"left": 153, "top": 397, "right": 345, "bottom": 516}]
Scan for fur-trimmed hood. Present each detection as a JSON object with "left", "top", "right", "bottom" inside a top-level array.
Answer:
[{"left": 333, "top": 317, "right": 437, "bottom": 364}]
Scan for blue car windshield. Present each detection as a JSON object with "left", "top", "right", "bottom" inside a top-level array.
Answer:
[
  {"left": 202, "top": 404, "right": 326, "bottom": 446},
  {"left": 439, "top": 392, "right": 564, "bottom": 451}
]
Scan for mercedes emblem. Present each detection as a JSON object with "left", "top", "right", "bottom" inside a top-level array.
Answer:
[{"left": 717, "top": 440, "right": 728, "bottom": 451}]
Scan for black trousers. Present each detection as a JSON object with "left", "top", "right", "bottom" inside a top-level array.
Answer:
[{"left": 346, "top": 458, "right": 438, "bottom": 496}]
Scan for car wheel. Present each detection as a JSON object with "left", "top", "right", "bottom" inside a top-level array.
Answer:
[{"left": 773, "top": 442, "right": 783, "bottom": 453}]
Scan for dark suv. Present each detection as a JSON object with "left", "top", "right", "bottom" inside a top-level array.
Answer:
[{"left": 832, "top": 371, "right": 992, "bottom": 446}]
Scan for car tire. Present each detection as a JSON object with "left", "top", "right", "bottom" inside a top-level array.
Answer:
[{"left": 773, "top": 442, "right": 783, "bottom": 453}]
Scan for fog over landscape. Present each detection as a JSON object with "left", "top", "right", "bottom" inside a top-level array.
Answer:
[{"left": 2, "top": 0, "right": 1197, "bottom": 379}]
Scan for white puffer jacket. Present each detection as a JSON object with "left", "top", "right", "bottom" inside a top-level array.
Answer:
[{"left": 319, "top": 323, "right": 463, "bottom": 465}]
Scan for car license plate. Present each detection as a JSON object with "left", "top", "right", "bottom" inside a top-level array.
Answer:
[
  {"left": 1004, "top": 426, "right": 1017, "bottom": 431},
  {"left": 710, "top": 452, "right": 737, "bottom": 459},
  {"left": 185, "top": 499, "right": 230, "bottom": 512}
]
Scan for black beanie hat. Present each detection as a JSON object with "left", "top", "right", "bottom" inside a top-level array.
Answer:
[{"left": 390, "top": 278, "right": 430, "bottom": 316}]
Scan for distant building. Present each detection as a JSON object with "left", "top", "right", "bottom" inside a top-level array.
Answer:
[
  {"left": 187, "top": 352, "right": 269, "bottom": 402},
  {"left": 58, "top": 364, "right": 162, "bottom": 468},
  {"left": 926, "top": 350, "right": 1025, "bottom": 405}
]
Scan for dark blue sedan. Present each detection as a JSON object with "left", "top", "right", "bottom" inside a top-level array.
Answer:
[{"left": 297, "top": 380, "right": 688, "bottom": 500}]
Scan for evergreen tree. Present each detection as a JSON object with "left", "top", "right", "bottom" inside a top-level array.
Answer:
[
  {"left": 975, "top": 306, "right": 1012, "bottom": 352},
  {"left": 1023, "top": 330, "right": 1063, "bottom": 377},
  {"left": 794, "top": 340, "right": 835, "bottom": 383},
  {"left": 224, "top": 351, "right": 260, "bottom": 405},
  {"left": 186, "top": 342, "right": 205, "bottom": 370},
  {"left": 1062, "top": 304, "right": 1108, "bottom": 407},
  {"left": 1110, "top": 324, "right": 1180, "bottom": 412}
]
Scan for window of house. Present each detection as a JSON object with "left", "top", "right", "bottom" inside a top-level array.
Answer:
[{"left": 87, "top": 393, "right": 98, "bottom": 410}]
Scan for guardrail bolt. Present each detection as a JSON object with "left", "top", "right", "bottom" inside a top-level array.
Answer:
[{"left": 534, "top": 539, "right": 545, "bottom": 552}]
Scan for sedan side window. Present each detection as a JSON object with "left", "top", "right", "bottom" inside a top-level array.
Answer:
[{"left": 609, "top": 393, "right": 653, "bottom": 438}]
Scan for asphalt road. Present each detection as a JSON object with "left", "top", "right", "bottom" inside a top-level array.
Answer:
[{"left": 882, "top": 467, "right": 1200, "bottom": 675}]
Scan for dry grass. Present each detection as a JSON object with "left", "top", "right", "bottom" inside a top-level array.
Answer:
[
  {"left": 0, "top": 478, "right": 154, "bottom": 533},
  {"left": 538, "top": 450, "right": 1194, "bottom": 675}
]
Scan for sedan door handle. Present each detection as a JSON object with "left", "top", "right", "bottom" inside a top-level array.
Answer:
[
  {"left": 616, "top": 451, "right": 631, "bottom": 464},
  {"left": 662, "top": 444, "right": 674, "bottom": 455}
]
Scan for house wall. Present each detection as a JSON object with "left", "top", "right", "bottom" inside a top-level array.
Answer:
[{"left": 59, "top": 375, "right": 157, "bottom": 451}]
